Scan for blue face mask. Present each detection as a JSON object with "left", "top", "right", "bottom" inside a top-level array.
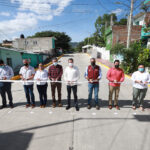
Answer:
[
  {"left": 0, "top": 65, "right": 4, "bottom": 68},
  {"left": 53, "top": 62, "right": 58, "bottom": 66},
  {"left": 138, "top": 68, "right": 144, "bottom": 72}
]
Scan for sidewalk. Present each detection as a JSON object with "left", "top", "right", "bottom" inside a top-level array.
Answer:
[{"left": 97, "top": 58, "right": 114, "bottom": 68}]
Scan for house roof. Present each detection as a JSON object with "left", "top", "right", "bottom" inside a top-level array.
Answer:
[
  {"left": 14, "top": 36, "right": 56, "bottom": 41},
  {"left": 133, "top": 12, "right": 145, "bottom": 19},
  {"left": 0, "top": 47, "right": 36, "bottom": 54},
  {"left": 82, "top": 45, "right": 92, "bottom": 49}
]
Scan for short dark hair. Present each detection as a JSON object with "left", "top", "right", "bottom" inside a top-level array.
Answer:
[
  {"left": 114, "top": 60, "right": 120, "bottom": 64},
  {"left": 68, "top": 58, "right": 74, "bottom": 62},
  {"left": 52, "top": 57, "right": 58, "bottom": 61},
  {"left": 0, "top": 59, "right": 4, "bottom": 65},
  {"left": 138, "top": 63, "right": 145, "bottom": 67}
]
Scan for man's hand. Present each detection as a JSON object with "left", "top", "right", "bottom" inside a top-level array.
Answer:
[
  {"left": 37, "top": 78, "right": 41, "bottom": 81},
  {"left": 135, "top": 80, "right": 142, "bottom": 84},
  {"left": 55, "top": 78, "right": 58, "bottom": 81},
  {"left": 2, "top": 77, "right": 7, "bottom": 80},
  {"left": 143, "top": 81, "right": 148, "bottom": 85},
  {"left": 51, "top": 78, "right": 56, "bottom": 82},
  {"left": 86, "top": 76, "right": 89, "bottom": 80},
  {"left": 21, "top": 77, "right": 26, "bottom": 81},
  {"left": 114, "top": 80, "right": 118, "bottom": 83},
  {"left": 89, "top": 79, "right": 93, "bottom": 83}
]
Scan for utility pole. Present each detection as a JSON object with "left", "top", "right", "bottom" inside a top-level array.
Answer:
[
  {"left": 110, "top": 15, "right": 114, "bottom": 27},
  {"left": 127, "top": 0, "right": 134, "bottom": 49}
]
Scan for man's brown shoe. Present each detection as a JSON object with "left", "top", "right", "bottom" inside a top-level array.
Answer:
[
  {"left": 108, "top": 105, "right": 112, "bottom": 109},
  {"left": 87, "top": 105, "right": 91, "bottom": 109},
  {"left": 40, "top": 105, "right": 43, "bottom": 108},
  {"left": 52, "top": 103, "right": 56, "bottom": 108},
  {"left": 58, "top": 103, "right": 63, "bottom": 107},
  {"left": 26, "top": 104, "right": 30, "bottom": 108},
  {"left": 31, "top": 104, "right": 35, "bottom": 108},
  {"left": 115, "top": 105, "right": 120, "bottom": 110}
]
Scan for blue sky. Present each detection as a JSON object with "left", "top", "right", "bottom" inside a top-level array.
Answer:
[{"left": 0, "top": 0, "right": 143, "bottom": 42}]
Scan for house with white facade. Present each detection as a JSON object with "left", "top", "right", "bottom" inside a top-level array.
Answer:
[{"left": 13, "top": 37, "right": 56, "bottom": 55}]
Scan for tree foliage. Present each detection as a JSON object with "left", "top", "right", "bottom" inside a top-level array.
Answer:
[
  {"left": 111, "top": 42, "right": 150, "bottom": 74},
  {"left": 115, "top": 18, "right": 127, "bottom": 25},
  {"left": 95, "top": 13, "right": 117, "bottom": 38}
]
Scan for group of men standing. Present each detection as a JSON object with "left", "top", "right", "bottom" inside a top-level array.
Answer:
[{"left": 0, "top": 56, "right": 149, "bottom": 111}]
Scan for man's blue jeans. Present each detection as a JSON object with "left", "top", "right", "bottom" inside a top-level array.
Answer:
[
  {"left": 88, "top": 83, "right": 99, "bottom": 105},
  {"left": 24, "top": 85, "right": 35, "bottom": 105}
]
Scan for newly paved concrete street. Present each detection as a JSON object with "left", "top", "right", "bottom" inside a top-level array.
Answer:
[{"left": 0, "top": 53, "right": 150, "bottom": 150}]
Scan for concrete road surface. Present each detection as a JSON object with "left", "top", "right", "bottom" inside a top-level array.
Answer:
[{"left": 0, "top": 53, "right": 150, "bottom": 150}]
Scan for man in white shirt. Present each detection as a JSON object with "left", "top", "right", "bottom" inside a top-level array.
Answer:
[
  {"left": 64, "top": 58, "right": 80, "bottom": 111},
  {"left": 19, "top": 59, "right": 35, "bottom": 108},
  {"left": 0, "top": 59, "right": 14, "bottom": 109},
  {"left": 131, "top": 64, "right": 150, "bottom": 111}
]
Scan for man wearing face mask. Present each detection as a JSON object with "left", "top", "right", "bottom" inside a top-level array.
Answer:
[
  {"left": 48, "top": 57, "right": 63, "bottom": 108},
  {"left": 19, "top": 59, "right": 35, "bottom": 108},
  {"left": 64, "top": 58, "right": 80, "bottom": 111},
  {"left": 85, "top": 58, "right": 102, "bottom": 110},
  {"left": 131, "top": 64, "right": 150, "bottom": 111},
  {"left": 107, "top": 60, "right": 124, "bottom": 110},
  {"left": 0, "top": 59, "right": 14, "bottom": 109}
]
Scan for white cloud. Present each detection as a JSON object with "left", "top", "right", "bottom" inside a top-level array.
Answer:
[
  {"left": 111, "top": 8, "right": 123, "bottom": 16},
  {"left": 0, "top": 0, "right": 73, "bottom": 40},
  {"left": 0, "top": 13, "right": 37, "bottom": 34},
  {"left": 0, "top": 12, "right": 10, "bottom": 17}
]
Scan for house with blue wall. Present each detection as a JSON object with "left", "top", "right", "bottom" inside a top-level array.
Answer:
[{"left": 0, "top": 47, "right": 48, "bottom": 73}]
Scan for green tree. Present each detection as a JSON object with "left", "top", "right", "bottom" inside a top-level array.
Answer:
[
  {"left": 111, "top": 42, "right": 150, "bottom": 74},
  {"left": 140, "top": 3, "right": 149, "bottom": 12},
  {"left": 29, "top": 31, "right": 71, "bottom": 52},
  {"left": 115, "top": 18, "right": 127, "bottom": 25},
  {"left": 76, "top": 41, "right": 84, "bottom": 52},
  {"left": 95, "top": 13, "right": 117, "bottom": 37},
  {"left": 138, "top": 48, "right": 150, "bottom": 67}
]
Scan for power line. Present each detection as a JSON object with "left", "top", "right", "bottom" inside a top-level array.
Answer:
[{"left": 97, "top": 0, "right": 111, "bottom": 12}]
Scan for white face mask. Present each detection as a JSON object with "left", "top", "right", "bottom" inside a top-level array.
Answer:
[
  {"left": 53, "top": 62, "right": 58, "bottom": 66},
  {"left": 69, "top": 63, "right": 73, "bottom": 67}
]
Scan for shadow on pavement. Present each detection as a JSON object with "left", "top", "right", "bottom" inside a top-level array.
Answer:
[
  {"left": 0, "top": 113, "right": 149, "bottom": 150},
  {"left": 12, "top": 99, "right": 150, "bottom": 109},
  {"left": 0, "top": 132, "right": 33, "bottom": 150}
]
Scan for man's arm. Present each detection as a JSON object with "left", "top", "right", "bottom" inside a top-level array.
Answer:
[
  {"left": 85, "top": 67, "right": 89, "bottom": 80},
  {"left": 106, "top": 69, "right": 113, "bottom": 82},
  {"left": 56, "top": 66, "right": 63, "bottom": 80},
  {"left": 97, "top": 66, "right": 102, "bottom": 80},
  {"left": 120, "top": 70, "right": 125, "bottom": 82},
  {"left": 6, "top": 67, "right": 14, "bottom": 79}
]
